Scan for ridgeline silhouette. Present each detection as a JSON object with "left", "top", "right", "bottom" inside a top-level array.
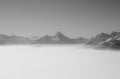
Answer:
[{"left": 0, "top": 31, "right": 120, "bottom": 50}]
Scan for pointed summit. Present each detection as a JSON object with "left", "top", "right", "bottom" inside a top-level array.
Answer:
[
  {"left": 54, "top": 31, "right": 70, "bottom": 41},
  {"left": 56, "top": 31, "right": 63, "bottom": 35},
  {"left": 55, "top": 31, "right": 66, "bottom": 38},
  {"left": 34, "top": 31, "right": 77, "bottom": 44},
  {"left": 51, "top": 31, "right": 66, "bottom": 41},
  {"left": 51, "top": 31, "right": 77, "bottom": 43}
]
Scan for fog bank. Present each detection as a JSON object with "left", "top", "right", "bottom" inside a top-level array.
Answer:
[{"left": 0, "top": 45, "right": 120, "bottom": 79}]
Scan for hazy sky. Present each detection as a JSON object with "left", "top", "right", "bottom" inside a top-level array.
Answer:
[{"left": 0, "top": 0, "right": 120, "bottom": 38}]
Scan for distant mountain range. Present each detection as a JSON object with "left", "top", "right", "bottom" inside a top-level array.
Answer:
[
  {"left": 33, "top": 32, "right": 89, "bottom": 44},
  {"left": 0, "top": 32, "right": 88, "bottom": 45},
  {"left": 0, "top": 34, "right": 33, "bottom": 45},
  {"left": 0, "top": 31, "right": 120, "bottom": 50}
]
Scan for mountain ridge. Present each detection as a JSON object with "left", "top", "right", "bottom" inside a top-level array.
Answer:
[
  {"left": 34, "top": 31, "right": 87, "bottom": 44},
  {"left": 0, "top": 31, "right": 120, "bottom": 50}
]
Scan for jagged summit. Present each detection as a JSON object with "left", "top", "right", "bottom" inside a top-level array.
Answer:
[
  {"left": 55, "top": 31, "right": 66, "bottom": 37},
  {"left": 53, "top": 31, "right": 71, "bottom": 40},
  {"left": 56, "top": 31, "right": 63, "bottom": 35},
  {"left": 87, "top": 31, "right": 120, "bottom": 50},
  {"left": 34, "top": 31, "right": 78, "bottom": 44},
  {"left": 31, "top": 31, "right": 89, "bottom": 44}
]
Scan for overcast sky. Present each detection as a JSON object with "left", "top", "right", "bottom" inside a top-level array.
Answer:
[{"left": 0, "top": 0, "right": 120, "bottom": 38}]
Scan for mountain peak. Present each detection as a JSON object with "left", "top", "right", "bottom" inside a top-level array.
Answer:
[{"left": 56, "top": 31, "right": 63, "bottom": 36}]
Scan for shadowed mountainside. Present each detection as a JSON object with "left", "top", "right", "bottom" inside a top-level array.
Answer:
[{"left": 87, "top": 31, "right": 120, "bottom": 50}]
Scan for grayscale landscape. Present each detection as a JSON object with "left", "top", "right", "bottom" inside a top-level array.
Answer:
[{"left": 0, "top": 0, "right": 120, "bottom": 79}]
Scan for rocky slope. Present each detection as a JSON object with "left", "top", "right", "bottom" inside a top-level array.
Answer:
[{"left": 87, "top": 31, "right": 120, "bottom": 50}]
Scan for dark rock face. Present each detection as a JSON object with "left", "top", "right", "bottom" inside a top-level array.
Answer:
[
  {"left": 102, "top": 37, "right": 120, "bottom": 50},
  {"left": 87, "top": 33, "right": 110, "bottom": 45},
  {"left": 97, "top": 32, "right": 120, "bottom": 50},
  {"left": 110, "top": 40, "right": 120, "bottom": 49},
  {"left": 110, "top": 31, "right": 119, "bottom": 38},
  {"left": 87, "top": 31, "right": 120, "bottom": 50}
]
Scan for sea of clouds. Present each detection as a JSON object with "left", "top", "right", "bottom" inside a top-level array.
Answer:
[{"left": 0, "top": 45, "right": 120, "bottom": 79}]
